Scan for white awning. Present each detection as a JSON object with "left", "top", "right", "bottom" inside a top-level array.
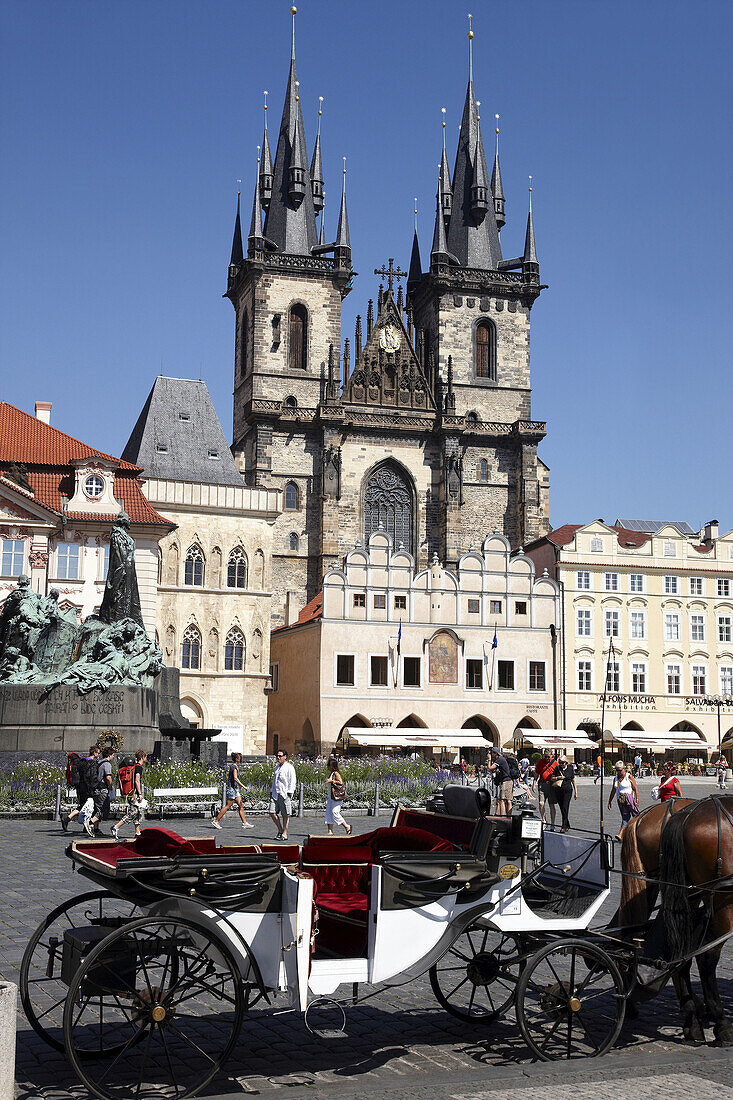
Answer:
[
  {"left": 510, "top": 730, "right": 597, "bottom": 749},
  {"left": 608, "top": 731, "right": 708, "bottom": 751},
  {"left": 341, "top": 728, "right": 488, "bottom": 748}
]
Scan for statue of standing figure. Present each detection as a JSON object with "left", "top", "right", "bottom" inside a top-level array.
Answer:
[{"left": 99, "top": 509, "right": 143, "bottom": 627}]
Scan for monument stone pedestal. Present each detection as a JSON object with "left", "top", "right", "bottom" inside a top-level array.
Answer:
[{"left": 0, "top": 683, "right": 160, "bottom": 753}]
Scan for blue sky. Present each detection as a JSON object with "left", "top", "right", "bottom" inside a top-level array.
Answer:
[{"left": 2, "top": 0, "right": 731, "bottom": 536}]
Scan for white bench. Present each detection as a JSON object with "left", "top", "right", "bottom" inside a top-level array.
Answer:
[{"left": 147, "top": 786, "right": 221, "bottom": 820}]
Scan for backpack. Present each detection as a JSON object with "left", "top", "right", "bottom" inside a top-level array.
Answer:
[
  {"left": 117, "top": 755, "right": 136, "bottom": 797},
  {"left": 506, "top": 755, "right": 520, "bottom": 781},
  {"left": 66, "top": 752, "right": 84, "bottom": 790}
]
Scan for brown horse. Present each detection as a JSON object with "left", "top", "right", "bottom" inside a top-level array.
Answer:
[{"left": 620, "top": 795, "right": 733, "bottom": 1045}]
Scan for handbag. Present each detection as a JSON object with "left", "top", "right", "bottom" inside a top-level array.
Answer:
[{"left": 331, "top": 780, "right": 346, "bottom": 802}]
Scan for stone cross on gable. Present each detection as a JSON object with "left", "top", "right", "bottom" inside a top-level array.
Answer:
[{"left": 374, "top": 258, "right": 407, "bottom": 294}]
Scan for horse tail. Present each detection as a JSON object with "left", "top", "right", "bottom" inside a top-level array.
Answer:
[
  {"left": 619, "top": 815, "right": 649, "bottom": 926},
  {"left": 659, "top": 808, "right": 694, "bottom": 959}
]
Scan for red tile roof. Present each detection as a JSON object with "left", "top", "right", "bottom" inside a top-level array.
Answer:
[{"left": 0, "top": 403, "right": 171, "bottom": 527}]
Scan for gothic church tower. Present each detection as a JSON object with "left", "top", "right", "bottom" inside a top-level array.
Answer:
[{"left": 229, "top": 12, "right": 549, "bottom": 624}]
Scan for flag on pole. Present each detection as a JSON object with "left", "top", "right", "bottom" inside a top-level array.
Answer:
[
  {"left": 489, "top": 623, "right": 498, "bottom": 689},
  {"left": 396, "top": 620, "right": 402, "bottom": 657},
  {"left": 491, "top": 626, "right": 498, "bottom": 650}
]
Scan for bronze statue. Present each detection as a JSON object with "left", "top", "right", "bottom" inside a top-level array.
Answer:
[{"left": 99, "top": 509, "right": 143, "bottom": 626}]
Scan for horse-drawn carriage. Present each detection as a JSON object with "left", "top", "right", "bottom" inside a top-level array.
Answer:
[{"left": 20, "top": 783, "right": 733, "bottom": 1098}]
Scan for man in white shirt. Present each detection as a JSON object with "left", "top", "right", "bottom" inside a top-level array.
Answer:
[{"left": 269, "top": 750, "right": 296, "bottom": 840}]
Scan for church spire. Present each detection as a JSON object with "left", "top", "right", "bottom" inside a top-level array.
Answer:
[
  {"left": 310, "top": 97, "right": 324, "bottom": 213},
  {"left": 260, "top": 92, "right": 273, "bottom": 210},
  {"left": 522, "top": 177, "right": 539, "bottom": 284},
  {"left": 407, "top": 198, "right": 422, "bottom": 293},
  {"left": 248, "top": 149, "right": 265, "bottom": 256},
  {"left": 229, "top": 188, "right": 244, "bottom": 270},
  {"left": 491, "top": 113, "right": 505, "bottom": 231},
  {"left": 431, "top": 171, "right": 450, "bottom": 267},
  {"left": 334, "top": 156, "right": 351, "bottom": 268},
  {"left": 439, "top": 108, "right": 452, "bottom": 223},
  {"left": 262, "top": 7, "right": 319, "bottom": 255},
  {"left": 445, "top": 15, "right": 502, "bottom": 270}
]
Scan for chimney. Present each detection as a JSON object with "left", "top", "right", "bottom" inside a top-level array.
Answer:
[
  {"left": 702, "top": 519, "right": 719, "bottom": 543},
  {"left": 285, "top": 590, "right": 304, "bottom": 627},
  {"left": 35, "top": 401, "right": 52, "bottom": 425}
]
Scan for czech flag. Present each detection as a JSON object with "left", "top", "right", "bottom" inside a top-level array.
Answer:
[
  {"left": 491, "top": 626, "right": 498, "bottom": 650},
  {"left": 397, "top": 620, "right": 402, "bottom": 656}
]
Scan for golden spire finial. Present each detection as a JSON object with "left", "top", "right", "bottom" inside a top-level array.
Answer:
[
  {"left": 263, "top": 90, "right": 268, "bottom": 113},
  {"left": 317, "top": 96, "right": 323, "bottom": 137},
  {"left": 291, "top": 6, "right": 297, "bottom": 60},
  {"left": 414, "top": 197, "right": 418, "bottom": 232},
  {"left": 236, "top": 178, "right": 241, "bottom": 196},
  {"left": 256, "top": 145, "right": 260, "bottom": 167},
  {"left": 441, "top": 107, "right": 447, "bottom": 152},
  {"left": 342, "top": 156, "right": 347, "bottom": 196},
  {"left": 468, "top": 13, "right": 474, "bottom": 80},
  {"left": 528, "top": 174, "right": 533, "bottom": 211},
  {"left": 295, "top": 79, "right": 299, "bottom": 103},
  {"left": 495, "top": 112, "right": 500, "bottom": 135},
  {"left": 476, "top": 99, "right": 481, "bottom": 122}
]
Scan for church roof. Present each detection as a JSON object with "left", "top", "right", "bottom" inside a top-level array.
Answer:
[
  {"left": 0, "top": 402, "right": 167, "bottom": 526},
  {"left": 122, "top": 377, "right": 244, "bottom": 487}
]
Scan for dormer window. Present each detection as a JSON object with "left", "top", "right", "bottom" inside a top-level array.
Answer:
[
  {"left": 156, "top": 443, "right": 168, "bottom": 454},
  {"left": 178, "top": 413, "right": 190, "bottom": 422},
  {"left": 84, "top": 475, "right": 104, "bottom": 499},
  {"left": 208, "top": 449, "right": 219, "bottom": 459}
]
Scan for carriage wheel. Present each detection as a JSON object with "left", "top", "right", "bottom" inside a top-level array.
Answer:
[
  {"left": 63, "top": 915, "right": 246, "bottom": 1100},
  {"left": 20, "top": 890, "right": 139, "bottom": 1054},
  {"left": 430, "top": 923, "right": 524, "bottom": 1024},
  {"left": 515, "top": 938, "right": 626, "bottom": 1060}
]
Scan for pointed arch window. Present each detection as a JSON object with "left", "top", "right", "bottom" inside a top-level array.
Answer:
[
  {"left": 289, "top": 532, "right": 299, "bottom": 552},
  {"left": 289, "top": 304, "right": 308, "bottom": 371},
  {"left": 184, "top": 544, "right": 204, "bottom": 586},
  {"left": 478, "top": 458, "right": 489, "bottom": 482},
  {"left": 227, "top": 547, "right": 247, "bottom": 588},
  {"left": 475, "top": 319, "right": 497, "bottom": 380},
  {"left": 182, "top": 624, "right": 201, "bottom": 670},
  {"left": 363, "top": 462, "right": 414, "bottom": 556},
  {"left": 224, "top": 628, "right": 245, "bottom": 671},
  {"left": 284, "top": 481, "right": 299, "bottom": 510}
]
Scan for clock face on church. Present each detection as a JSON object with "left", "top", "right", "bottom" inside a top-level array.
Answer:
[{"left": 379, "top": 323, "right": 399, "bottom": 353}]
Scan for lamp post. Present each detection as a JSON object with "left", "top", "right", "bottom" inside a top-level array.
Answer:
[{"left": 702, "top": 694, "right": 733, "bottom": 759}]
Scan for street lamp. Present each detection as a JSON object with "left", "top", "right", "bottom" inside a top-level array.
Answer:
[{"left": 702, "top": 694, "right": 733, "bottom": 758}]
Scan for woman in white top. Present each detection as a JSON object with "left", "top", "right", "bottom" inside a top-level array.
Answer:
[
  {"left": 607, "top": 760, "right": 640, "bottom": 838},
  {"left": 325, "top": 755, "right": 352, "bottom": 836}
]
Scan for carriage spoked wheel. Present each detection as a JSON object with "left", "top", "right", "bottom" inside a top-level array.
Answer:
[
  {"left": 63, "top": 915, "right": 246, "bottom": 1100},
  {"left": 20, "top": 890, "right": 140, "bottom": 1055},
  {"left": 430, "top": 923, "right": 524, "bottom": 1024},
  {"left": 515, "top": 938, "right": 626, "bottom": 1060}
]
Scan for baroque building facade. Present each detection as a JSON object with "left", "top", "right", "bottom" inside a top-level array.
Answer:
[
  {"left": 123, "top": 378, "right": 282, "bottom": 752},
  {"left": 226, "top": 14, "right": 550, "bottom": 626}
]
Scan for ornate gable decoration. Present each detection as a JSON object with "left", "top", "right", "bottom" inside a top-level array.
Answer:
[{"left": 345, "top": 278, "right": 435, "bottom": 413}]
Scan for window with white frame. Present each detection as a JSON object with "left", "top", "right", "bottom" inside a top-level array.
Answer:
[
  {"left": 663, "top": 540, "right": 676, "bottom": 557},
  {"left": 56, "top": 543, "right": 80, "bottom": 580},
  {"left": 604, "top": 610, "right": 619, "bottom": 637},
  {"left": 605, "top": 661, "right": 620, "bottom": 693},
  {"left": 370, "top": 655, "right": 389, "bottom": 687},
  {"left": 529, "top": 661, "right": 546, "bottom": 691},
  {"left": 590, "top": 537, "right": 603, "bottom": 553},
  {"left": 630, "top": 610, "right": 646, "bottom": 639},
  {"left": 631, "top": 662, "right": 646, "bottom": 693},
  {"left": 489, "top": 599, "right": 502, "bottom": 614},
  {"left": 721, "top": 667, "right": 733, "bottom": 695},
  {"left": 577, "top": 608, "right": 592, "bottom": 636},
  {"left": 466, "top": 659, "right": 484, "bottom": 689},
  {"left": 373, "top": 594, "right": 386, "bottom": 610},
  {"left": 690, "top": 577, "right": 703, "bottom": 596},
  {"left": 664, "top": 575, "right": 679, "bottom": 595},
  {"left": 664, "top": 613, "right": 680, "bottom": 641},
  {"left": 604, "top": 572, "right": 619, "bottom": 592},
  {"left": 718, "top": 579, "right": 731, "bottom": 598},
  {"left": 403, "top": 656, "right": 421, "bottom": 687},
  {"left": 667, "top": 664, "right": 681, "bottom": 694},
  {"left": 1, "top": 538, "right": 25, "bottom": 576},
  {"left": 497, "top": 660, "right": 514, "bottom": 690},
  {"left": 84, "top": 474, "right": 104, "bottom": 499},
  {"left": 353, "top": 592, "right": 366, "bottom": 608},
  {"left": 467, "top": 598, "right": 480, "bottom": 614},
  {"left": 577, "top": 661, "right": 592, "bottom": 691},
  {"left": 691, "top": 614, "right": 706, "bottom": 642},
  {"left": 718, "top": 615, "right": 732, "bottom": 643},
  {"left": 577, "top": 570, "right": 590, "bottom": 590},
  {"left": 629, "top": 574, "right": 644, "bottom": 593},
  {"left": 336, "top": 654, "right": 355, "bottom": 686},
  {"left": 395, "top": 594, "right": 407, "bottom": 611},
  {"left": 692, "top": 665, "right": 706, "bottom": 695}
]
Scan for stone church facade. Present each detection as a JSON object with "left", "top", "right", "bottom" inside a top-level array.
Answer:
[{"left": 227, "top": 14, "right": 550, "bottom": 626}]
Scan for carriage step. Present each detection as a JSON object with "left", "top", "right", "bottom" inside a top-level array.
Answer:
[{"left": 304, "top": 997, "right": 347, "bottom": 1040}]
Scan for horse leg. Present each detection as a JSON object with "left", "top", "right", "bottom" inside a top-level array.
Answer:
[
  {"left": 672, "top": 961, "right": 705, "bottom": 1044},
  {"left": 697, "top": 908, "right": 733, "bottom": 1046}
]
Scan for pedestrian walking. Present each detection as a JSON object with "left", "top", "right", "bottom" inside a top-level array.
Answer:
[
  {"left": 658, "top": 760, "right": 682, "bottom": 801},
  {"left": 519, "top": 755, "right": 531, "bottom": 785},
  {"left": 85, "top": 747, "right": 115, "bottom": 837},
  {"left": 211, "top": 752, "right": 254, "bottom": 830},
  {"left": 608, "top": 760, "right": 639, "bottom": 838},
  {"left": 556, "top": 755, "right": 578, "bottom": 832},
  {"left": 488, "top": 748, "right": 513, "bottom": 816},
  {"left": 532, "top": 753, "right": 560, "bottom": 826},
  {"left": 325, "top": 755, "right": 352, "bottom": 836},
  {"left": 62, "top": 744, "right": 100, "bottom": 831},
  {"left": 593, "top": 753, "right": 602, "bottom": 785},
  {"left": 112, "top": 749, "right": 148, "bottom": 840},
  {"left": 715, "top": 754, "right": 729, "bottom": 791},
  {"left": 633, "top": 752, "right": 642, "bottom": 778},
  {"left": 269, "top": 749, "right": 296, "bottom": 840}
]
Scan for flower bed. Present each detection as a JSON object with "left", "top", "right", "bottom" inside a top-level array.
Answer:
[{"left": 0, "top": 756, "right": 449, "bottom": 814}]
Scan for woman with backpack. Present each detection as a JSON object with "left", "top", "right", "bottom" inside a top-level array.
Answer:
[
  {"left": 532, "top": 753, "right": 560, "bottom": 826},
  {"left": 325, "top": 755, "right": 351, "bottom": 835},
  {"left": 61, "top": 745, "right": 100, "bottom": 832},
  {"left": 112, "top": 749, "right": 148, "bottom": 841}
]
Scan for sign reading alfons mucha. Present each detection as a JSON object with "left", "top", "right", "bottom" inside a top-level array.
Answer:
[{"left": 428, "top": 631, "right": 458, "bottom": 684}]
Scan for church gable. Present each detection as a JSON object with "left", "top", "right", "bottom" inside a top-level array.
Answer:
[{"left": 345, "top": 283, "right": 436, "bottom": 412}]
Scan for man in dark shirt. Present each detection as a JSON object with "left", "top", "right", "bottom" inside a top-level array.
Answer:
[
  {"left": 489, "top": 748, "right": 513, "bottom": 816},
  {"left": 86, "top": 747, "right": 115, "bottom": 837}
]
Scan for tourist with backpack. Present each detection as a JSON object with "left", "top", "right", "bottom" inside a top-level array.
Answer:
[
  {"left": 532, "top": 753, "right": 560, "bottom": 826},
  {"left": 61, "top": 745, "right": 100, "bottom": 832},
  {"left": 85, "top": 747, "right": 115, "bottom": 837},
  {"left": 488, "top": 748, "right": 513, "bottom": 816},
  {"left": 112, "top": 749, "right": 148, "bottom": 841}
]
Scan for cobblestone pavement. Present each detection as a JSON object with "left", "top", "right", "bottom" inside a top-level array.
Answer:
[{"left": 5, "top": 775, "right": 733, "bottom": 1098}]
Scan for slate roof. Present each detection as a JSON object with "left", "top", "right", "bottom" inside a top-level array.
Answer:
[
  {"left": 0, "top": 402, "right": 168, "bottom": 526},
  {"left": 122, "top": 378, "right": 244, "bottom": 487}
]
